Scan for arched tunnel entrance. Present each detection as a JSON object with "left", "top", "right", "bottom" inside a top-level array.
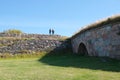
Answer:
[{"left": 78, "top": 43, "right": 88, "bottom": 56}]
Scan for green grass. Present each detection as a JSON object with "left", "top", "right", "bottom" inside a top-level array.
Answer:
[{"left": 0, "top": 53, "right": 120, "bottom": 80}]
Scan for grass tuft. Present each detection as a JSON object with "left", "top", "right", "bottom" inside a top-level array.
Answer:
[{"left": 0, "top": 51, "right": 47, "bottom": 59}]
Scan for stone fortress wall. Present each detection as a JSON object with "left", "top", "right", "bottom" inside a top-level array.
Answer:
[
  {"left": 0, "top": 34, "right": 68, "bottom": 54},
  {"left": 71, "top": 15, "right": 120, "bottom": 59}
]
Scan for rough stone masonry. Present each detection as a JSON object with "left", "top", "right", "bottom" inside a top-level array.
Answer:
[
  {"left": 0, "top": 34, "right": 68, "bottom": 54},
  {"left": 71, "top": 15, "right": 120, "bottom": 59}
]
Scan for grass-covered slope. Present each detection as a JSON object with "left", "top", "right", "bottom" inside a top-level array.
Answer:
[
  {"left": 0, "top": 53, "right": 120, "bottom": 80},
  {"left": 72, "top": 14, "right": 120, "bottom": 38}
]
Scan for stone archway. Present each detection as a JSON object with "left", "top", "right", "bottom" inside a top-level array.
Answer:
[{"left": 78, "top": 43, "right": 88, "bottom": 56}]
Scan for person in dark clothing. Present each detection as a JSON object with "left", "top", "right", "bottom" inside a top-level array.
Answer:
[
  {"left": 49, "top": 29, "right": 51, "bottom": 35},
  {"left": 52, "top": 29, "right": 55, "bottom": 35}
]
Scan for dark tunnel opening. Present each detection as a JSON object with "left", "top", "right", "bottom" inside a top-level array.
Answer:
[{"left": 78, "top": 43, "right": 88, "bottom": 56}]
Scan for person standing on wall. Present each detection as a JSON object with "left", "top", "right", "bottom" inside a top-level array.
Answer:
[
  {"left": 49, "top": 29, "right": 51, "bottom": 35},
  {"left": 52, "top": 29, "right": 55, "bottom": 35}
]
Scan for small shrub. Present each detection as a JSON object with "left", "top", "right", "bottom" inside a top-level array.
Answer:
[{"left": 4, "top": 29, "right": 23, "bottom": 35}]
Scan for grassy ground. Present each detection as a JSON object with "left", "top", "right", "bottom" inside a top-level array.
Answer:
[{"left": 0, "top": 53, "right": 120, "bottom": 80}]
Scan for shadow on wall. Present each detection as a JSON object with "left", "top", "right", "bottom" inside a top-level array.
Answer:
[{"left": 39, "top": 39, "right": 120, "bottom": 72}]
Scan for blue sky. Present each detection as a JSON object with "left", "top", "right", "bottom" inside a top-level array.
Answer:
[{"left": 0, "top": 0, "right": 120, "bottom": 37}]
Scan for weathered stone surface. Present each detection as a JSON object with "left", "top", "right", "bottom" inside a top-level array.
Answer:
[
  {"left": 71, "top": 18, "right": 120, "bottom": 59},
  {"left": 0, "top": 35, "right": 68, "bottom": 54}
]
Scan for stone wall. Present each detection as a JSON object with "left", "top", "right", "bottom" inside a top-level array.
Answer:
[
  {"left": 0, "top": 35, "right": 68, "bottom": 54},
  {"left": 0, "top": 33, "right": 62, "bottom": 40},
  {"left": 71, "top": 22, "right": 120, "bottom": 59}
]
